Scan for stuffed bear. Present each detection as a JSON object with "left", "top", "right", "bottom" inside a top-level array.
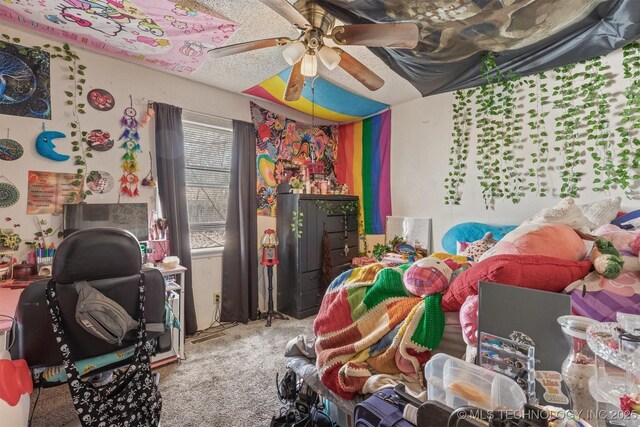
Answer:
[{"left": 460, "top": 232, "right": 497, "bottom": 262}]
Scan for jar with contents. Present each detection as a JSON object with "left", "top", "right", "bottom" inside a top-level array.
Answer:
[{"left": 557, "top": 315, "right": 599, "bottom": 416}]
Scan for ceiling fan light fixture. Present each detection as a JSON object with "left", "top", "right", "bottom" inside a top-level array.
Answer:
[
  {"left": 318, "top": 45, "right": 341, "bottom": 70},
  {"left": 282, "top": 40, "right": 306, "bottom": 65},
  {"left": 300, "top": 51, "right": 318, "bottom": 77}
]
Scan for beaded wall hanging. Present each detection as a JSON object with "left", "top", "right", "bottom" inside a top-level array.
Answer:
[{"left": 118, "top": 96, "right": 141, "bottom": 197}]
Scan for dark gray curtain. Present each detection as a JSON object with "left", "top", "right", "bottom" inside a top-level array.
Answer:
[
  {"left": 152, "top": 102, "right": 197, "bottom": 335},
  {"left": 220, "top": 120, "right": 258, "bottom": 323}
]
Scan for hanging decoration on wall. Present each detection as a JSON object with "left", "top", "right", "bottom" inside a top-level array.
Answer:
[
  {"left": 0, "top": 0, "right": 238, "bottom": 75},
  {"left": 141, "top": 152, "right": 157, "bottom": 188},
  {"left": 335, "top": 110, "right": 392, "bottom": 235},
  {"left": 35, "top": 124, "right": 69, "bottom": 162},
  {"left": 86, "top": 170, "right": 115, "bottom": 194},
  {"left": 118, "top": 96, "right": 141, "bottom": 197},
  {"left": 86, "top": 129, "right": 115, "bottom": 152},
  {"left": 140, "top": 103, "right": 155, "bottom": 129},
  {"left": 0, "top": 129, "right": 23, "bottom": 161},
  {"left": 250, "top": 101, "right": 338, "bottom": 217},
  {"left": 0, "top": 177, "right": 19, "bottom": 208},
  {"left": 444, "top": 42, "right": 640, "bottom": 207},
  {"left": 0, "top": 40, "right": 51, "bottom": 119},
  {"left": 87, "top": 89, "right": 115, "bottom": 112}
]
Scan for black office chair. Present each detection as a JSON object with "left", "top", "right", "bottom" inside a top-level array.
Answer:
[{"left": 9, "top": 227, "right": 166, "bottom": 386}]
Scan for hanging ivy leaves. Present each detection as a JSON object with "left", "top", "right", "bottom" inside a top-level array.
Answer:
[
  {"left": 616, "top": 42, "right": 640, "bottom": 197},
  {"left": 444, "top": 88, "right": 474, "bottom": 205}
]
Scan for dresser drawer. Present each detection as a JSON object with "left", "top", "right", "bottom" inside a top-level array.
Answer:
[
  {"left": 331, "top": 264, "right": 352, "bottom": 281},
  {"left": 327, "top": 231, "right": 358, "bottom": 250},
  {"left": 330, "top": 247, "right": 356, "bottom": 267},
  {"left": 299, "top": 288, "right": 323, "bottom": 311},
  {"left": 323, "top": 215, "right": 358, "bottom": 233},
  {"left": 300, "top": 270, "right": 322, "bottom": 292}
]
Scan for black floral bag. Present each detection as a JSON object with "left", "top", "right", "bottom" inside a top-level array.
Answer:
[{"left": 45, "top": 273, "right": 162, "bottom": 427}]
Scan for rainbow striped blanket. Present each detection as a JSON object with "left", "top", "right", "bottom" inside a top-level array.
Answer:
[{"left": 314, "top": 263, "right": 442, "bottom": 399}]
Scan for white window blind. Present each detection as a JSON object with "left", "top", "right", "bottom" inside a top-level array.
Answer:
[{"left": 183, "top": 118, "right": 233, "bottom": 249}]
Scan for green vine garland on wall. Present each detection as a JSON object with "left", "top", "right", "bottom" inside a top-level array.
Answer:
[
  {"left": 444, "top": 88, "right": 474, "bottom": 205},
  {"left": 445, "top": 42, "right": 640, "bottom": 207},
  {"left": 616, "top": 42, "right": 640, "bottom": 197},
  {"left": 551, "top": 63, "right": 583, "bottom": 198},
  {"left": 0, "top": 35, "right": 90, "bottom": 203},
  {"left": 523, "top": 74, "right": 551, "bottom": 196}
]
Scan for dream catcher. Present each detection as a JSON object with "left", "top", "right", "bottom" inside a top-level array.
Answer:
[{"left": 118, "top": 96, "right": 141, "bottom": 197}]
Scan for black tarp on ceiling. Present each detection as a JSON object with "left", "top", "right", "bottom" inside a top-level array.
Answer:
[{"left": 315, "top": 0, "right": 640, "bottom": 96}]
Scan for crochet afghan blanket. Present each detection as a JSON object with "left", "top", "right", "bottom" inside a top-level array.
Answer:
[{"left": 314, "top": 263, "right": 443, "bottom": 400}]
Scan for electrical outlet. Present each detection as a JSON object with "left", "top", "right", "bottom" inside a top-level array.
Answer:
[{"left": 213, "top": 293, "right": 220, "bottom": 303}]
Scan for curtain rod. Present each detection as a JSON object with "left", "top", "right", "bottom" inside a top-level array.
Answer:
[{"left": 142, "top": 98, "right": 231, "bottom": 121}]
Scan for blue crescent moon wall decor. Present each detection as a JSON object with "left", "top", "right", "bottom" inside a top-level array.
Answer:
[{"left": 35, "top": 130, "right": 69, "bottom": 161}]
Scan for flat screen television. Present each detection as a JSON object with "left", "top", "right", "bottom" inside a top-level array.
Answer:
[{"left": 63, "top": 203, "right": 149, "bottom": 241}]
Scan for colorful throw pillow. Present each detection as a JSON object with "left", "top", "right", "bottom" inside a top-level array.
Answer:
[
  {"left": 479, "top": 223, "right": 587, "bottom": 262},
  {"left": 459, "top": 295, "right": 479, "bottom": 346},
  {"left": 522, "top": 198, "right": 595, "bottom": 232},
  {"left": 580, "top": 197, "right": 622, "bottom": 228},
  {"left": 565, "top": 270, "right": 640, "bottom": 321},
  {"left": 441, "top": 254, "right": 593, "bottom": 311}
]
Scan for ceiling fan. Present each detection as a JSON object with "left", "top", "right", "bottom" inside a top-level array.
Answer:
[{"left": 207, "top": 0, "right": 419, "bottom": 101}]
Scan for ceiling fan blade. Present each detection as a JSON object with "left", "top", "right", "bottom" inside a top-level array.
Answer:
[
  {"left": 336, "top": 49, "right": 384, "bottom": 91},
  {"left": 261, "top": 0, "right": 311, "bottom": 30},
  {"left": 331, "top": 23, "right": 419, "bottom": 49},
  {"left": 284, "top": 61, "right": 305, "bottom": 101},
  {"left": 208, "top": 37, "right": 290, "bottom": 59}
]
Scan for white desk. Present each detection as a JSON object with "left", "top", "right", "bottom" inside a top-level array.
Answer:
[{"left": 0, "top": 287, "right": 24, "bottom": 349}]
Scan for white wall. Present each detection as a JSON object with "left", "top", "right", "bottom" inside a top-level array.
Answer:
[
  {"left": 0, "top": 23, "right": 322, "bottom": 330},
  {"left": 391, "top": 48, "right": 635, "bottom": 251}
]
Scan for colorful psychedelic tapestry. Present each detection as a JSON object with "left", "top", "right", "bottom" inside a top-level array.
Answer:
[
  {"left": 251, "top": 101, "right": 338, "bottom": 217},
  {"left": 335, "top": 110, "right": 391, "bottom": 234},
  {"left": 0, "top": 0, "right": 237, "bottom": 74},
  {"left": 0, "top": 41, "right": 51, "bottom": 119}
]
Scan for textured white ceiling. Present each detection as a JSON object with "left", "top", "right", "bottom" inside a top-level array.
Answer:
[{"left": 190, "top": 0, "right": 421, "bottom": 106}]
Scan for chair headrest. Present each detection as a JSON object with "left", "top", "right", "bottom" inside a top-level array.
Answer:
[{"left": 53, "top": 228, "right": 142, "bottom": 284}]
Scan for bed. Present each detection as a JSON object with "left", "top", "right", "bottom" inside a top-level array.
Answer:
[{"left": 284, "top": 311, "right": 467, "bottom": 418}]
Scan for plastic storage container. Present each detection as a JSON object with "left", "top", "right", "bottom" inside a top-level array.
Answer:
[{"left": 425, "top": 353, "right": 527, "bottom": 412}]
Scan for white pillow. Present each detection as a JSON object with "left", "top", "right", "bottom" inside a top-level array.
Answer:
[
  {"left": 579, "top": 197, "right": 621, "bottom": 229},
  {"left": 521, "top": 198, "right": 595, "bottom": 233}
]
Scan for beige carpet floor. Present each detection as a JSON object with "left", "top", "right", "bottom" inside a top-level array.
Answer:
[{"left": 28, "top": 316, "right": 315, "bottom": 427}]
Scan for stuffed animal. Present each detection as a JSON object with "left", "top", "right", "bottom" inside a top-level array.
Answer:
[
  {"left": 404, "top": 256, "right": 464, "bottom": 350},
  {"left": 592, "top": 224, "right": 640, "bottom": 272},
  {"left": 590, "top": 237, "right": 624, "bottom": 279},
  {"left": 460, "top": 232, "right": 497, "bottom": 262}
]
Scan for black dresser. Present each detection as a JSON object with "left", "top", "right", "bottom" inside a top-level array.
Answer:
[{"left": 276, "top": 194, "right": 359, "bottom": 319}]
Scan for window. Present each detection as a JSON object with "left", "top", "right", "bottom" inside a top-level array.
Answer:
[{"left": 183, "top": 116, "right": 233, "bottom": 250}]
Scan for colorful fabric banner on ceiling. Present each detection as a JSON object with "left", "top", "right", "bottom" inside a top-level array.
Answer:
[
  {"left": 244, "top": 67, "right": 389, "bottom": 123},
  {"left": 251, "top": 101, "right": 338, "bottom": 217},
  {"left": 0, "top": 0, "right": 237, "bottom": 74},
  {"left": 335, "top": 110, "right": 391, "bottom": 235}
]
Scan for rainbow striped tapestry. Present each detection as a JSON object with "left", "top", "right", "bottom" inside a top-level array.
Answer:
[
  {"left": 336, "top": 110, "right": 391, "bottom": 234},
  {"left": 243, "top": 67, "right": 389, "bottom": 123}
]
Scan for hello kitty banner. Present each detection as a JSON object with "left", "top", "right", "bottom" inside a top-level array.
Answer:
[{"left": 0, "top": 0, "right": 238, "bottom": 74}]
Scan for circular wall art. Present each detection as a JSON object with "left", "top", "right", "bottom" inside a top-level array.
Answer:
[
  {"left": 87, "top": 88, "right": 115, "bottom": 111},
  {"left": 0, "top": 183, "right": 19, "bottom": 208},
  {"left": 0, "top": 138, "right": 24, "bottom": 161},
  {"left": 86, "top": 129, "right": 115, "bottom": 152},
  {"left": 86, "top": 170, "right": 115, "bottom": 194}
]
